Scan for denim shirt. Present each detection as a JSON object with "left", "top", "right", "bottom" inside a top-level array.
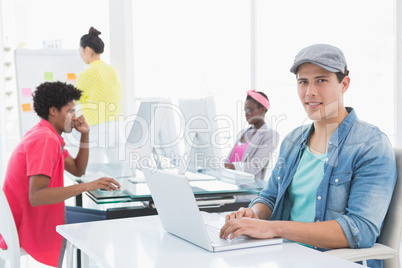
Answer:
[{"left": 250, "top": 107, "right": 397, "bottom": 250}]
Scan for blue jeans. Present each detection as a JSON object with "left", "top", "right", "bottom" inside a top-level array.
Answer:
[{"left": 65, "top": 206, "right": 106, "bottom": 224}]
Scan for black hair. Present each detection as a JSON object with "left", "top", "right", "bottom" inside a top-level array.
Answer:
[
  {"left": 246, "top": 91, "right": 269, "bottom": 109},
  {"left": 33, "top": 81, "right": 82, "bottom": 120},
  {"left": 80, "top": 27, "right": 104, "bottom": 54},
  {"left": 336, "top": 69, "right": 349, "bottom": 83}
]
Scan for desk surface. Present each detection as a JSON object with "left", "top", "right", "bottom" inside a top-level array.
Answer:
[
  {"left": 68, "top": 162, "right": 261, "bottom": 204},
  {"left": 57, "top": 214, "right": 362, "bottom": 268}
]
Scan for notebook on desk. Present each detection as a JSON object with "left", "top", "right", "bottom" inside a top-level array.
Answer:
[{"left": 143, "top": 168, "right": 282, "bottom": 252}]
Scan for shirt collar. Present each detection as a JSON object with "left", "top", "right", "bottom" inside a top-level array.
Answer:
[
  {"left": 301, "top": 107, "right": 357, "bottom": 147},
  {"left": 249, "top": 122, "right": 267, "bottom": 130},
  {"left": 328, "top": 107, "right": 356, "bottom": 147},
  {"left": 248, "top": 122, "right": 268, "bottom": 136},
  {"left": 38, "top": 119, "right": 66, "bottom": 147}
]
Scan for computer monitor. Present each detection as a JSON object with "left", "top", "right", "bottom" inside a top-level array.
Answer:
[
  {"left": 151, "top": 101, "right": 183, "bottom": 162},
  {"left": 126, "top": 98, "right": 182, "bottom": 170},
  {"left": 178, "top": 96, "right": 222, "bottom": 172}
]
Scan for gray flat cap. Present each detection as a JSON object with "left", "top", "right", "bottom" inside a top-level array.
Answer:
[{"left": 290, "top": 44, "right": 348, "bottom": 74}]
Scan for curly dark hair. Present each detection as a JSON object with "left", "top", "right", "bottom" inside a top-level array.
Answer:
[{"left": 33, "top": 81, "right": 82, "bottom": 120}]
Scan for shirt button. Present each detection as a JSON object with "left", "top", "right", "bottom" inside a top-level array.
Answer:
[
  {"left": 329, "top": 141, "right": 332, "bottom": 145},
  {"left": 325, "top": 158, "right": 329, "bottom": 162},
  {"left": 317, "top": 196, "right": 322, "bottom": 200},
  {"left": 277, "top": 176, "right": 280, "bottom": 180},
  {"left": 335, "top": 178, "right": 339, "bottom": 183}
]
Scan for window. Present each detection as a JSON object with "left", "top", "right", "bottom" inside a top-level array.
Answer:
[
  {"left": 255, "top": 0, "right": 395, "bottom": 144},
  {"left": 131, "top": 0, "right": 251, "bottom": 153}
]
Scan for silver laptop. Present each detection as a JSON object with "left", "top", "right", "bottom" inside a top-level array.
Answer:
[{"left": 143, "top": 168, "right": 283, "bottom": 252}]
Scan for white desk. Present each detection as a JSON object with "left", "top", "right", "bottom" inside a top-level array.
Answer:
[{"left": 57, "top": 214, "right": 363, "bottom": 268}]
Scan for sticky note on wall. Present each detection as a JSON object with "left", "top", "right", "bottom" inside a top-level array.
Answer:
[
  {"left": 22, "top": 88, "right": 32, "bottom": 97},
  {"left": 44, "top": 72, "right": 53, "bottom": 81},
  {"left": 21, "top": 103, "right": 32, "bottom": 112},
  {"left": 67, "top": 73, "right": 76, "bottom": 80}
]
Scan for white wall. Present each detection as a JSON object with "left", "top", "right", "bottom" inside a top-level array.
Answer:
[
  {"left": 0, "top": 0, "right": 6, "bottom": 181},
  {"left": 395, "top": 0, "right": 402, "bottom": 147},
  {"left": 10, "top": 0, "right": 110, "bottom": 54},
  {"left": 109, "top": 0, "right": 135, "bottom": 117}
]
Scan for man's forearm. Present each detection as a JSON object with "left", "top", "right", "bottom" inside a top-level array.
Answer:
[
  {"left": 252, "top": 203, "right": 273, "bottom": 220},
  {"left": 250, "top": 203, "right": 348, "bottom": 248},
  {"left": 75, "top": 133, "right": 89, "bottom": 173},
  {"left": 29, "top": 183, "right": 88, "bottom": 206},
  {"left": 271, "top": 220, "right": 349, "bottom": 249}
]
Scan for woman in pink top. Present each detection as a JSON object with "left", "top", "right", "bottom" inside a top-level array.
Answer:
[{"left": 225, "top": 90, "right": 279, "bottom": 186}]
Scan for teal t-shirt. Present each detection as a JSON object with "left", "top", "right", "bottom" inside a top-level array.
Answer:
[{"left": 288, "top": 145, "right": 327, "bottom": 223}]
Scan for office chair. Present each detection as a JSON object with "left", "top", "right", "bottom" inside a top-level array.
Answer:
[
  {"left": 326, "top": 148, "right": 402, "bottom": 267},
  {"left": 0, "top": 187, "right": 26, "bottom": 268}
]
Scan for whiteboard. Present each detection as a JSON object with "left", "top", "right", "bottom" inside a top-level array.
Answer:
[{"left": 14, "top": 49, "right": 86, "bottom": 137}]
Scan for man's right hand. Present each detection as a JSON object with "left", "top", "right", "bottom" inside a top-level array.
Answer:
[
  {"left": 224, "top": 163, "right": 235, "bottom": 170},
  {"left": 73, "top": 115, "right": 89, "bottom": 135},
  {"left": 85, "top": 177, "right": 121, "bottom": 191}
]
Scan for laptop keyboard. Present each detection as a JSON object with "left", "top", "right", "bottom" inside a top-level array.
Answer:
[{"left": 205, "top": 224, "right": 245, "bottom": 245}]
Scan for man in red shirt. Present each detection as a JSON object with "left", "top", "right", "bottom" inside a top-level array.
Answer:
[{"left": 0, "top": 82, "right": 120, "bottom": 267}]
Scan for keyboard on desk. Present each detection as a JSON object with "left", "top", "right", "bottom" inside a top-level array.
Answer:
[{"left": 205, "top": 224, "right": 245, "bottom": 245}]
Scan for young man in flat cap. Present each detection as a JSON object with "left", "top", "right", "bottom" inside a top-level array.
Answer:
[{"left": 220, "top": 44, "right": 396, "bottom": 268}]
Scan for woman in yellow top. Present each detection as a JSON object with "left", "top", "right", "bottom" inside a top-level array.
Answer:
[{"left": 76, "top": 27, "right": 122, "bottom": 164}]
